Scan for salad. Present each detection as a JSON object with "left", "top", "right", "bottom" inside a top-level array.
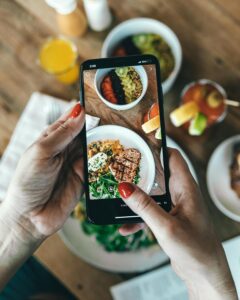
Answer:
[
  {"left": 112, "top": 33, "right": 175, "bottom": 81},
  {"left": 73, "top": 200, "right": 156, "bottom": 252},
  {"left": 100, "top": 66, "right": 143, "bottom": 105},
  {"left": 88, "top": 139, "right": 141, "bottom": 199}
]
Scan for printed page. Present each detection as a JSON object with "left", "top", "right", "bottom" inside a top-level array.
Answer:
[
  {"left": 110, "top": 265, "right": 188, "bottom": 300},
  {"left": 111, "top": 235, "right": 240, "bottom": 300},
  {"left": 223, "top": 236, "right": 240, "bottom": 296}
]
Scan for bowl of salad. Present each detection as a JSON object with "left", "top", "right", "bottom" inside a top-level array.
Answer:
[
  {"left": 58, "top": 196, "right": 169, "bottom": 273},
  {"left": 94, "top": 66, "right": 148, "bottom": 110},
  {"left": 101, "top": 18, "right": 182, "bottom": 94}
]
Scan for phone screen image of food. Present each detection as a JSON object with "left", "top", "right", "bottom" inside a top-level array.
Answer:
[{"left": 83, "top": 64, "right": 166, "bottom": 200}]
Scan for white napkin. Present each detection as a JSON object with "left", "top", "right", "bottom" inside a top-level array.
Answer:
[{"left": 0, "top": 92, "right": 100, "bottom": 201}]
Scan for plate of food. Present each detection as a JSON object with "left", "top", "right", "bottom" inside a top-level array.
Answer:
[
  {"left": 59, "top": 126, "right": 198, "bottom": 272},
  {"left": 59, "top": 125, "right": 169, "bottom": 273},
  {"left": 207, "top": 135, "right": 240, "bottom": 222},
  {"left": 59, "top": 213, "right": 166, "bottom": 273},
  {"left": 87, "top": 125, "right": 155, "bottom": 198},
  {"left": 101, "top": 18, "right": 182, "bottom": 94},
  {"left": 95, "top": 66, "right": 148, "bottom": 111}
]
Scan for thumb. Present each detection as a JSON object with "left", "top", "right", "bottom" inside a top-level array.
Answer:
[{"left": 118, "top": 182, "right": 171, "bottom": 239}]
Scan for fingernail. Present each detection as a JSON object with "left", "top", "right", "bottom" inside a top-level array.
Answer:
[
  {"left": 118, "top": 182, "right": 135, "bottom": 199},
  {"left": 69, "top": 103, "right": 81, "bottom": 119}
]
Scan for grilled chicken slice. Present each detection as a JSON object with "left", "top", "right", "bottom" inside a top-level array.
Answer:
[{"left": 109, "top": 148, "right": 141, "bottom": 183}]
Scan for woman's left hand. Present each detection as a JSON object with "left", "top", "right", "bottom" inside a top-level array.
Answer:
[{"left": 1, "top": 102, "right": 85, "bottom": 240}]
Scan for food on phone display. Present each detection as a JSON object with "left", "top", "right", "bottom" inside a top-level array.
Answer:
[
  {"left": 100, "top": 67, "right": 143, "bottom": 105},
  {"left": 142, "top": 103, "right": 161, "bottom": 136},
  {"left": 155, "top": 128, "right": 162, "bottom": 140},
  {"left": 88, "top": 140, "right": 141, "bottom": 199},
  {"left": 230, "top": 142, "right": 240, "bottom": 198},
  {"left": 170, "top": 82, "right": 226, "bottom": 136},
  {"left": 73, "top": 201, "right": 156, "bottom": 252},
  {"left": 112, "top": 34, "right": 175, "bottom": 81},
  {"left": 143, "top": 103, "right": 159, "bottom": 123},
  {"left": 109, "top": 148, "right": 141, "bottom": 182},
  {"left": 142, "top": 115, "right": 160, "bottom": 134}
]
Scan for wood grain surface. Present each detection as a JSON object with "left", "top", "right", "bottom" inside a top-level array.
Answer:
[
  {"left": 84, "top": 65, "right": 165, "bottom": 196},
  {"left": 0, "top": 0, "right": 240, "bottom": 299}
]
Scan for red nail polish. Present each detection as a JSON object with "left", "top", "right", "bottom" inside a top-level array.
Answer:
[
  {"left": 69, "top": 103, "right": 81, "bottom": 118},
  {"left": 118, "top": 182, "right": 135, "bottom": 198}
]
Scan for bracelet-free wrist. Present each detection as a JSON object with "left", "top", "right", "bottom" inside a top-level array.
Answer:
[
  {"left": 186, "top": 273, "right": 238, "bottom": 300},
  {"left": 0, "top": 201, "right": 43, "bottom": 291},
  {"left": 0, "top": 200, "right": 45, "bottom": 245}
]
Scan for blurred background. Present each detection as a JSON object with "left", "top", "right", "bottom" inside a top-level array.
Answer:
[{"left": 0, "top": 0, "right": 240, "bottom": 299}]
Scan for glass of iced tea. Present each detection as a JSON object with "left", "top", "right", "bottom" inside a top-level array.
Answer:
[{"left": 38, "top": 37, "right": 79, "bottom": 84}]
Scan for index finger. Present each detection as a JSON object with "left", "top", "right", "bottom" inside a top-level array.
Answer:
[{"left": 38, "top": 103, "right": 85, "bottom": 156}]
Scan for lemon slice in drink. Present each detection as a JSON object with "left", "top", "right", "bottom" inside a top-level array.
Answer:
[{"left": 170, "top": 102, "right": 199, "bottom": 127}]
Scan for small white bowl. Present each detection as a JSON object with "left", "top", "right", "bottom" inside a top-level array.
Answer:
[
  {"left": 101, "top": 18, "right": 182, "bottom": 95},
  {"left": 94, "top": 65, "right": 148, "bottom": 111}
]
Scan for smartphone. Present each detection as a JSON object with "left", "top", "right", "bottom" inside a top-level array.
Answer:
[{"left": 80, "top": 55, "right": 171, "bottom": 224}]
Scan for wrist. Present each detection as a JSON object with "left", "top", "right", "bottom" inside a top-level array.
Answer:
[
  {"left": 0, "top": 200, "right": 45, "bottom": 246},
  {"left": 0, "top": 201, "right": 44, "bottom": 291},
  {"left": 186, "top": 268, "right": 237, "bottom": 300}
]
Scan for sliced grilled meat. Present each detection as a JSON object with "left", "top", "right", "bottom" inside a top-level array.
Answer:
[
  {"left": 230, "top": 142, "right": 240, "bottom": 198},
  {"left": 121, "top": 148, "right": 141, "bottom": 164},
  {"left": 109, "top": 148, "right": 141, "bottom": 183}
]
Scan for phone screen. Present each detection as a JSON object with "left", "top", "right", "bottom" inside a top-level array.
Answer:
[{"left": 83, "top": 63, "right": 167, "bottom": 200}]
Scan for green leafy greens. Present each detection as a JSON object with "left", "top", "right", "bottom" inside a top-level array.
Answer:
[{"left": 89, "top": 168, "right": 140, "bottom": 199}]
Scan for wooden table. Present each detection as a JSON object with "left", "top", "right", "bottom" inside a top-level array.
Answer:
[{"left": 0, "top": 0, "right": 240, "bottom": 299}]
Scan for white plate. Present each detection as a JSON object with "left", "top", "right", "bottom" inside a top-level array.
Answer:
[
  {"left": 59, "top": 135, "right": 197, "bottom": 273},
  {"left": 59, "top": 218, "right": 167, "bottom": 273},
  {"left": 87, "top": 125, "right": 155, "bottom": 194},
  {"left": 207, "top": 135, "right": 240, "bottom": 222}
]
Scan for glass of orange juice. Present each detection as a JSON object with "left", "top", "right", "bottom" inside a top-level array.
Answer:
[{"left": 38, "top": 37, "right": 79, "bottom": 84}]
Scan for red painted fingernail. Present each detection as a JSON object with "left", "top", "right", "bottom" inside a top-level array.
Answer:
[
  {"left": 69, "top": 103, "right": 81, "bottom": 118},
  {"left": 118, "top": 182, "right": 135, "bottom": 199}
]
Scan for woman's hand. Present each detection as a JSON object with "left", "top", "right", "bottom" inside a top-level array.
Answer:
[
  {"left": 0, "top": 103, "right": 84, "bottom": 290},
  {"left": 118, "top": 149, "right": 237, "bottom": 300},
  {"left": 2, "top": 102, "right": 85, "bottom": 238}
]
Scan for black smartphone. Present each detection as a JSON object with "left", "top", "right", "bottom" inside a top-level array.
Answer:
[{"left": 80, "top": 55, "right": 171, "bottom": 225}]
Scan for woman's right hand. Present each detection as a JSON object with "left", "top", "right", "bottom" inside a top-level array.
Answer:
[{"left": 118, "top": 149, "right": 237, "bottom": 300}]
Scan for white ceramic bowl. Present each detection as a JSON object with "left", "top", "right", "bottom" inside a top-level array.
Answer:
[
  {"left": 101, "top": 18, "right": 182, "bottom": 94},
  {"left": 94, "top": 65, "right": 148, "bottom": 111}
]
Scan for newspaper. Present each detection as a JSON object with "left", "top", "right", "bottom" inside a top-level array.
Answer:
[{"left": 111, "top": 236, "right": 240, "bottom": 300}]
